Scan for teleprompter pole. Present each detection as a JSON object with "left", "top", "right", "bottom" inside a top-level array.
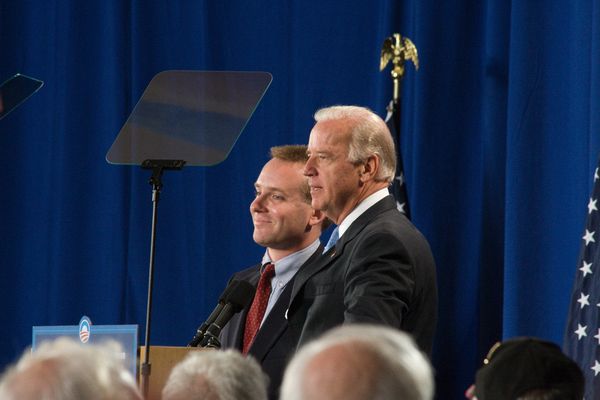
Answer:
[{"left": 139, "top": 159, "right": 185, "bottom": 399}]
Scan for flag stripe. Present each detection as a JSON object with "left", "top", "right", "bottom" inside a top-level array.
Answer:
[{"left": 385, "top": 100, "right": 411, "bottom": 219}]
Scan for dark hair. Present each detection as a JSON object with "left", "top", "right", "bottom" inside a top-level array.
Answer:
[{"left": 518, "top": 388, "right": 575, "bottom": 400}]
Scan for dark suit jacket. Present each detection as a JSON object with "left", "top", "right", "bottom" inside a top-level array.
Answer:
[
  {"left": 287, "top": 195, "right": 438, "bottom": 354},
  {"left": 218, "top": 247, "right": 323, "bottom": 400}
]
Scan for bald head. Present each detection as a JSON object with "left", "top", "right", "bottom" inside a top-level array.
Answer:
[
  {"left": 280, "top": 325, "right": 434, "bottom": 400},
  {"left": 301, "top": 341, "right": 381, "bottom": 400}
]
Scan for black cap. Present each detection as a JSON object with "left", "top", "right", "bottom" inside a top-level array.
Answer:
[{"left": 474, "top": 337, "right": 584, "bottom": 399}]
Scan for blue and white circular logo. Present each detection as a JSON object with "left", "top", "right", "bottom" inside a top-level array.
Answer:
[{"left": 79, "top": 316, "right": 92, "bottom": 343}]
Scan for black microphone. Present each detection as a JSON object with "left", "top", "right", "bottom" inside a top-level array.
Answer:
[
  {"left": 188, "top": 280, "right": 240, "bottom": 347},
  {"left": 200, "top": 280, "right": 256, "bottom": 348}
]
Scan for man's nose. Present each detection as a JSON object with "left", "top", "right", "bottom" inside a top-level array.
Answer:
[
  {"left": 250, "top": 195, "right": 266, "bottom": 212},
  {"left": 303, "top": 157, "right": 316, "bottom": 177}
]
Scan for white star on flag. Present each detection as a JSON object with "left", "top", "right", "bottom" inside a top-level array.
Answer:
[
  {"left": 564, "top": 158, "right": 600, "bottom": 399},
  {"left": 578, "top": 293, "right": 590, "bottom": 308},
  {"left": 575, "top": 324, "right": 588, "bottom": 339},
  {"left": 396, "top": 202, "right": 406, "bottom": 213},
  {"left": 589, "top": 198, "right": 598, "bottom": 214},
  {"left": 583, "top": 229, "right": 596, "bottom": 246},
  {"left": 580, "top": 261, "right": 593, "bottom": 277},
  {"left": 395, "top": 173, "right": 404, "bottom": 186},
  {"left": 593, "top": 361, "right": 600, "bottom": 377}
]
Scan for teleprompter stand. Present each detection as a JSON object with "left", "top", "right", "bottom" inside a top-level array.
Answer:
[{"left": 106, "top": 71, "right": 271, "bottom": 399}]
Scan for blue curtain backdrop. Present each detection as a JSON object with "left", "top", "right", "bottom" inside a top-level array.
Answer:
[{"left": 1, "top": 1, "right": 599, "bottom": 398}]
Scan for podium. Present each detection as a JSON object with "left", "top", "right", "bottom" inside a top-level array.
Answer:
[{"left": 139, "top": 346, "right": 207, "bottom": 400}]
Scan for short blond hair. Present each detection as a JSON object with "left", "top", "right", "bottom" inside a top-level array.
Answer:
[{"left": 270, "top": 145, "right": 311, "bottom": 203}]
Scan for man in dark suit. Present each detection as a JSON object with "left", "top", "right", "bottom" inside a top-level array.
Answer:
[
  {"left": 287, "top": 105, "right": 437, "bottom": 355},
  {"left": 218, "top": 145, "right": 326, "bottom": 400}
]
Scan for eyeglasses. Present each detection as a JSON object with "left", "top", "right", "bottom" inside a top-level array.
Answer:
[{"left": 483, "top": 341, "right": 502, "bottom": 365}]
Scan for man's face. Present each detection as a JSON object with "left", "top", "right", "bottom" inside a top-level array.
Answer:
[
  {"left": 304, "top": 119, "right": 363, "bottom": 223},
  {"left": 250, "top": 158, "right": 314, "bottom": 252}
]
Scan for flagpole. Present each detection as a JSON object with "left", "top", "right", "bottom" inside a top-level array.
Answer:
[{"left": 380, "top": 33, "right": 419, "bottom": 219}]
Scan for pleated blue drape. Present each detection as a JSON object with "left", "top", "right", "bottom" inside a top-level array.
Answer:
[{"left": 1, "top": 1, "right": 598, "bottom": 397}]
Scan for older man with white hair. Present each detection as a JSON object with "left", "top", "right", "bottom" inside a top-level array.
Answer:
[
  {"left": 287, "top": 105, "right": 437, "bottom": 355},
  {"left": 280, "top": 324, "right": 434, "bottom": 400},
  {"left": 0, "top": 338, "right": 141, "bottom": 400},
  {"left": 162, "top": 349, "right": 269, "bottom": 400}
]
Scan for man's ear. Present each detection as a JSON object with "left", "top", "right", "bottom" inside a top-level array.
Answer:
[
  {"left": 308, "top": 209, "right": 326, "bottom": 228},
  {"left": 359, "top": 155, "right": 380, "bottom": 182}
]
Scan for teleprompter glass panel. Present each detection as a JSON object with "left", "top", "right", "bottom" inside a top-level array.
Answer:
[
  {"left": 0, "top": 74, "right": 44, "bottom": 120},
  {"left": 106, "top": 70, "right": 272, "bottom": 166}
]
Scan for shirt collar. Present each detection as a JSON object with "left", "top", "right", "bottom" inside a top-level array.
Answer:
[
  {"left": 338, "top": 188, "right": 389, "bottom": 237},
  {"left": 260, "top": 239, "right": 321, "bottom": 285}
]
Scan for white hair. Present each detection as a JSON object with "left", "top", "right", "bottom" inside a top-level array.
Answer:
[
  {"left": 162, "top": 349, "right": 269, "bottom": 400},
  {"left": 314, "top": 106, "right": 397, "bottom": 183},
  {"left": 280, "top": 324, "right": 434, "bottom": 400},
  {"left": 0, "top": 338, "right": 141, "bottom": 400}
]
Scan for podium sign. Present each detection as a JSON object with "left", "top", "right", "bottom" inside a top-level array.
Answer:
[{"left": 32, "top": 319, "right": 138, "bottom": 376}]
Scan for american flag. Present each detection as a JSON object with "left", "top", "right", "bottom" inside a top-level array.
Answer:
[
  {"left": 385, "top": 100, "right": 411, "bottom": 219},
  {"left": 564, "top": 158, "right": 600, "bottom": 399}
]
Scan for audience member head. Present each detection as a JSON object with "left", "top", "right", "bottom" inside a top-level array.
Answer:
[
  {"left": 0, "top": 337, "right": 141, "bottom": 400},
  {"left": 251, "top": 144, "right": 326, "bottom": 261},
  {"left": 304, "top": 106, "right": 396, "bottom": 224},
  {"left": 162, "top": 349, "right": 269, "bottom": 400},
  {"left": 472, "top": 337, "right": 584, "bottom": 400},
  {"left": 280, "top": 324, "right": 434, "bottom": 400}
]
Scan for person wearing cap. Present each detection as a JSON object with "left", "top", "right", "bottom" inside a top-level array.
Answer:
[{"left": 466, "top": 337, "right": 584, "bottom": 399}]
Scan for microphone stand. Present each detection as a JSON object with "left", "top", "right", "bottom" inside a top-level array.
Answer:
[{"left": 139, "top": 159, "right": 185, "bottom": 399}]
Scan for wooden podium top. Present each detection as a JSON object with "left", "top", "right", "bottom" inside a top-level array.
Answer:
[{"left": 139, "top": 346, "right": 206, "bottom": 400}]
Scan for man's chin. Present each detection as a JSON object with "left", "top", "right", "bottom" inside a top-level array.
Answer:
[
  {"left": 252, "top": 234, "right": 271, "bottom": 248},
  {"left": 310, "top": 198, "right": 327, "bottom": 212}
]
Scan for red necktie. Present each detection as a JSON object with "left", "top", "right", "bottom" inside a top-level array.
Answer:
[{"left": 242, "top": 263, "right": 275, "bottom": 354}]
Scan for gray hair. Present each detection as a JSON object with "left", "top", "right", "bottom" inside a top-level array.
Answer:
[
  {"left": 280, "top": 324, "right": 434, "bottom": 400},
  {"left": 0, "top": 338, "right": 141, "bottom": 400},
  {"left": 314, "top": 106, "right": 397, "bottom": 183},
  {"left": 162, "top": 349, "right": 269, "bottom": 400}
]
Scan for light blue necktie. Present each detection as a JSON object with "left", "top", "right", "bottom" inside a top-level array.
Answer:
[{"left": 324, "top": 226, "right": 339, "bottom": 253}]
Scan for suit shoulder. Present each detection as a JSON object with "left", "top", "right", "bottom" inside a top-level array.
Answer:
[{"left": 229, "top": 264, "right": 261, "bottom": 281}]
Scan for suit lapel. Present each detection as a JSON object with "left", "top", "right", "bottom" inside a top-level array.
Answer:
[
  {"left": 247, "top": 280, "right": 293, "bottom": 361},
  {"left": 248, "top": 246, "right": 324, "bottom": 359},
  {"left": 288, "top": 196, "right": 398, "bottom": 308},
  {"left": 290, "top": 247, "right": 337, "bottom": 303}
]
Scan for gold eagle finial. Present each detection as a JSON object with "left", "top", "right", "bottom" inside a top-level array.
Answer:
[{"left": 380, "top": 34, "right": 419, "bottom": 103}]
